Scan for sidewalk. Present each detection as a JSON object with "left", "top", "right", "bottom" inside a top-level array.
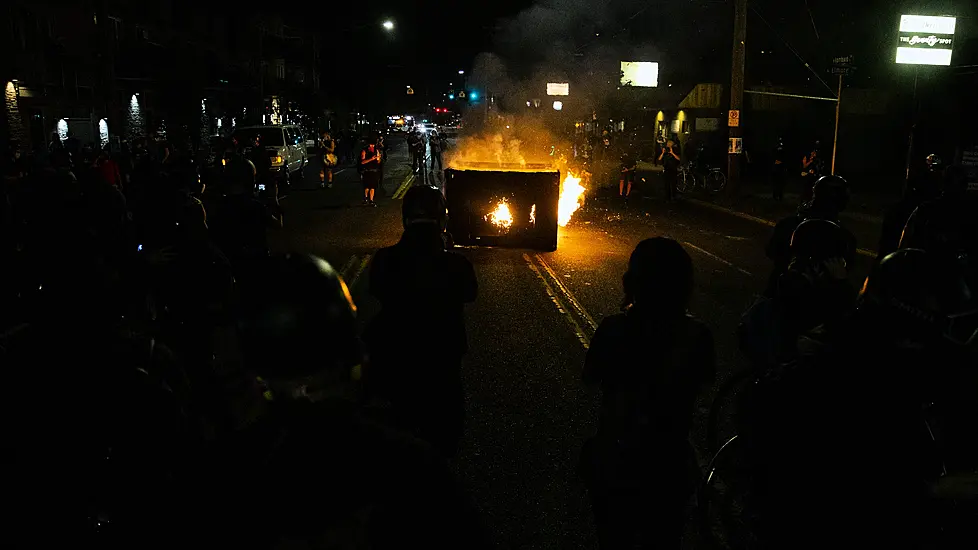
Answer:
[{"left": 683, "top": 179, "right": 896, "bottom": 257}]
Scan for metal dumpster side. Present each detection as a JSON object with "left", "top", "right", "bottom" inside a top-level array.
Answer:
[{"left": 444, "top": 166, "right": 560, "bottom": 251}]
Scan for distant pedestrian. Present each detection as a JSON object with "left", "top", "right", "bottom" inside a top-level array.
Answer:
[
  {"left": 430, "top": 131, "right": 444, "bottom": 171},
  {"left": 658, "top": 140, "right": 680, "bottom": 201},
  {"left": 359, "top": 139, "right": 381, "bottom": 206},
  {"left": 318, "top": 132, "right": 336, "bottom": 188}
]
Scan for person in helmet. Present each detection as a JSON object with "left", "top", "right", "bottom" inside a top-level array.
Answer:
[
  {"left": 877, "top": 155, "right": 945, "bottom": 258},
  {"left": 364, "top": 186, "right": 477, "bottom": 456},
  {"left": 208, "top": 253, "right": 487, "bottom": 548},
  {"left": 581, "top": 237, "right": 715, "bottom": 550},
  {"left": 742, "top": 247, "right": 977, "bottom": 549},
  {"left": 899, "top": 164, "right": 978, "bottom": 271},
  {"left": 764, "top": 174, "right": 856, "bottom": 296},
  {"left": 741, "top": 219, "right": 856, "bottom": 368}
]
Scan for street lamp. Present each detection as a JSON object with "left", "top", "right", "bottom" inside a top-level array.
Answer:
[
  {"left": 458, "top": 70, "right": 465, "bottom": 75},
  {"left": 383, "top": 20, "right": 394, "bottom": 31}
]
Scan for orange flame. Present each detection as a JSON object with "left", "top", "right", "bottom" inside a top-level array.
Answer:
[
  {"left": 486, "top": 199, "right": 514, "bottom": 229},
  {"left": 558, "top": 172, "right": 586, "bottom": 227}
]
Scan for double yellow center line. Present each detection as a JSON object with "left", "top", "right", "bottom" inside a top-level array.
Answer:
[
  {"left": 523, "top": 253, "right": 598, "bottom": 350},
  {"left": 392, "top": 174, "right": 416, "bottom": 200}
]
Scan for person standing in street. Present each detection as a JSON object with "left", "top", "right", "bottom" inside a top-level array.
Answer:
[
  {"left": 619, "top": 147, "right": 637, "bottom": 201},
  {"left": 364, "top": 186, "right": 478, "bottom": 457},
  {"left": 318, "top": 131, "right": 336, "bottom": 188},
  {"left": 360, "top": 139, "right": 381, "bottom": 206},
  {"left": 658, "top": 140, "right": 680, "bottom": 202},
  {"left": 430, "top": 130, "right": 444, "bottom": 171}
]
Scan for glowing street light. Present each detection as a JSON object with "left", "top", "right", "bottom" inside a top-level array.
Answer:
[
  {"left": 458, "top": 70, "right": 465, "bottom": 75},
  {"left": 382, "top": 20, "right": 395, "bottom": 31},
  {"left": 553, "top": 100, "right": 563, "bottom": 111}
]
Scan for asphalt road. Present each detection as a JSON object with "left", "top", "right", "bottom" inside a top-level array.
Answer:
[{"left": 271, "top": 135, "right": 877, "bottom": 550}]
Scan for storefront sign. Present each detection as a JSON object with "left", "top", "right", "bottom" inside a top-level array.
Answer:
[
  {"left": 546, "top": 83, "right": 569, "bottom": 96},
  {"left": 896, "top": 15, "right": 956, "bottom": 66}
]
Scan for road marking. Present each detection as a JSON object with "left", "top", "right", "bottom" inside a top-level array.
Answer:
[
  {"left": 686, "top": 198, "right": 876, "bottom": 258},
  {"left": 524, "top": 253, "right": 590, "bottom": 349},
  {"left": 534, "top": 254, "right": 599, "bottom": 331},
  {"left": 338, "top": 255, "right": 358, "bottom": 281},
  {"left": 348, "top": 254, "right": 372, "bottom": 288},
  {"left": 687, "top": 198, "right": 775, "bottom": 227},
  {"left": 683, "top": 241, "right": 753, "bottom": 277},
  {"left": 392, "top": 174, "right": 416, "bottom": 199}
]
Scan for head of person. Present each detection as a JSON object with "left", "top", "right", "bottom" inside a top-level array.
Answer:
[
  {"left": 809, "top": 175, "right": 850, "bottom": 215},
  {"left": 666, "top": 140, "right": 675, "bottom": 149},
  {"left": 781, "top": 219, "right": 850, "bottom": 294},
  {"left": 236, "top": 254, "right": 361, "bottom": 398},
  {"left": 401, "top": 185, "right": 448, "bottom": 232},
  {"left": 859, "top": 248, "right": 978, "bottom": 352},
  {"left": 621, "top": 237, "right": 694, "bottom": 316},
  {"left": 899, "top": 197, "right": 978, "bottom": 265},
  {"left": 366, "top": 140, "right": 376, "bottom": 151}
]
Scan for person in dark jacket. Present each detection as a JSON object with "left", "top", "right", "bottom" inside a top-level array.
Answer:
[
  {"left": 364, "top": 186, "right": 477, "bottom": 457},
  {"left": 581, "top": 237, "right": 715, "bottom": 550},
  {"left": 199, "top": 253, "right": 489, "bottom": 548}
]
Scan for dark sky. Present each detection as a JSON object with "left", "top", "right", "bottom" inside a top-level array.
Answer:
[{"left": 333, "top": 0, "right": 976, "bottom": 114}]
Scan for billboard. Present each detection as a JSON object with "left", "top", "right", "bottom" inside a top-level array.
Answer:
[
  {"left": 547, "top": 83, "right": 569, "bottom": 96},
  {"left": 896, "top": 15, "right": 956, "bottom": 66},
  {"left": 620, "top": 62, "right": 659, "bottom": 87}
]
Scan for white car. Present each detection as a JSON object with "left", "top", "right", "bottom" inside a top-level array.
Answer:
[{"left": 234, "top": 125, "right": 308, "bottom": 178}]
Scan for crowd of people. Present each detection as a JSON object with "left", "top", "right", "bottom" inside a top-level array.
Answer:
[{"left": 1, "top": 125, "right": 976, "bottom": 549}]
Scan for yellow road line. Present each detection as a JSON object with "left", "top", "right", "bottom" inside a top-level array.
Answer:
[
  {"left": 393, "top": 174, "right": 416, "bottom": 199},
  {"left": 348, "top": 254, "right": 372, "bottom": 288},
  {"left": 524, "top": 253, "right": 590, "bottom": 349},
  {"left": 534, "top": 254, "right": 599, "bottom": 331},
  {"left": 686, "top": 198, "right": 876, "bottom": 258},
  {"left": 683, "top": 241, "right": 753, "bottom": 277},
  {"left": 338, "top": 255, "right": 358, "bottom": 280}
]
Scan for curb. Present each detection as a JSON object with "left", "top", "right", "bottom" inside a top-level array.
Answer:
[{"left": 687, "top": 198, "right": 877, "bottom": 259}]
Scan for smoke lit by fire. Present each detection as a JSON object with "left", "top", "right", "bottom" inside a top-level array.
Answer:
[
  {"left": 486, "top": 199, "right": 515, "bottom": 229},
  {"left": 558, "top": 172, "right": 585, "bottom": 227}
]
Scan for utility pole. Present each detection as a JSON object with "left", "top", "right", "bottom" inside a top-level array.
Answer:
[
  {"left": 831, "top": 73, "right": 843, "bottom": 175},
  {"left": 727, "top": 0, "right": 747, "bottom": 194}
]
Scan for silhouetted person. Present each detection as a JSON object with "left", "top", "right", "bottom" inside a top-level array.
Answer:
[
  {"left": 364, "top": 186, "right": 477, "bottom": 456},
  {"left": 214, "top": 253, "right": 487, "bottom": 548},
  {"left": 581, "top": 237, "right": 715, "bottom": 550},
  {"left": 765, "top": 175, "right": 855, "bottom": 297}
]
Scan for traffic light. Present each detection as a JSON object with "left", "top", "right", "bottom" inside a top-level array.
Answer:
[
  {"left": 448, "top": 94, "right": 455, "bottom": 100},
  {"left": 469, "top": 91, "right": 478, "bottom": 100}
]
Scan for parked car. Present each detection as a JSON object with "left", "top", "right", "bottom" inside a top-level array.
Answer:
[{"left": 232, "top": 125, "right": 308, "bottom": 189}]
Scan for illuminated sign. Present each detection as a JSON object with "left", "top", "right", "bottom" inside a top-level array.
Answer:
[
  {"left": 620, "top": 62, "right": 659, "bottom": 87},
  {"left": 547, "top": 83, "right": 569, "bottom": 96},
  {"left": 896, "top": 15, "right": 956, "bottom": 66}
]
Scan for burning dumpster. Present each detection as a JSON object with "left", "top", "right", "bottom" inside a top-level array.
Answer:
[{"left": 445, "top": 163, "right": 560, "bottom": 251}]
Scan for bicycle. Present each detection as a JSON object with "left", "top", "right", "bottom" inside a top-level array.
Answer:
[{"left": 676, "top": 161, "right": 726, "bottom": 194}]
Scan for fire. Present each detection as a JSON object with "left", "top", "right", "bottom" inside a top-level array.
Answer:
[
  {"left": 486, "top": 199, "right": 514, "bottom": 229},
  {"left": 529, "top": 204, "right": 536, "bottom": 225},
  {"left": 558, "top": 172, "right": 586, "bottom": 227}
]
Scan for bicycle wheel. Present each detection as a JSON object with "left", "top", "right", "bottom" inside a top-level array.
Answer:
[
  {"left": 707, "top": 170, "right": 727, "bottom": 193},
  {"left": 676, "top": 169, "right": 693, "bottom": 193},
  {"left": 697, "top": 435, "right": 760, "bottom": 550}
]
